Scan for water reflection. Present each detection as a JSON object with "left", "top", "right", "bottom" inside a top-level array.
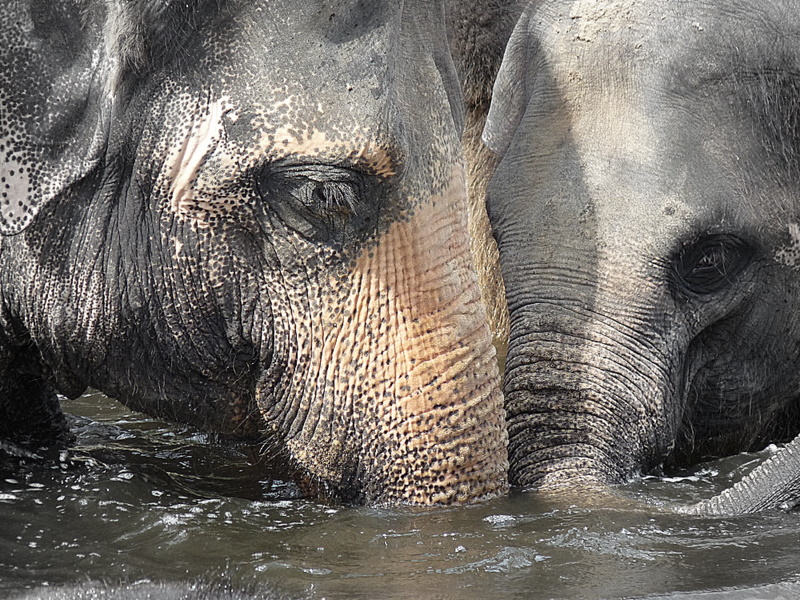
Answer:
[{"left": 1, "top": 391, "right": 800, "bottom": 599}]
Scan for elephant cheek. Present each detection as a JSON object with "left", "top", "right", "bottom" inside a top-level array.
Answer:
[{"left": 284, "top": 167, "right": 509, "bottom": 505}]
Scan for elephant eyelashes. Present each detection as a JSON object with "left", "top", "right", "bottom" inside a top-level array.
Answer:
[
  {"left": 309, "top": 180, "right": 359, "bottom": 214},
  {"left": 673, "top": 235, "right": 754, "bottom": 296},
  {"left": 255, "top": 164, "right": 376, "bottom": 243}
]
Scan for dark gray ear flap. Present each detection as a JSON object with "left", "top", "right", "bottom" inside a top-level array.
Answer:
[
  {"left": 482, "top": 6, "right": 538, "bottom": 159},
  {"left": 0, "top": 1, "right": 112, "bottom": 234}
]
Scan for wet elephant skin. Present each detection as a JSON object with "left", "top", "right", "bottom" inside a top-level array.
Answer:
[{"left": 0, "top": 0, "right": 508, "bottom": 505}]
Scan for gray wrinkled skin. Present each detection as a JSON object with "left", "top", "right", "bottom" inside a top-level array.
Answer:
[
  {"left": 0, "top": 0, "right": 508, "bottom": 505},
  {"left": 486, "top": 0, "right": 800, "bottom": 497}
]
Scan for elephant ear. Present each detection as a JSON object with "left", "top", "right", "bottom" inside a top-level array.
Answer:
[
  {"left": 0, "top": 1, "right": 113, "bottom": 235},
  {"left": 482, "top": 5, "right": 539, "bottom": 160}
]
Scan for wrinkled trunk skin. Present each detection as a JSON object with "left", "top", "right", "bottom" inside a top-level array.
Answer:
[
  {"left": 686, "top": 429, "right": 800, "bottom": 515},
  {"left": 501, "top": 245, "right": 681, "bottom": 491}
]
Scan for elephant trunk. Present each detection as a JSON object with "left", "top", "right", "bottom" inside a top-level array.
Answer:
[
  {"left": 685, "top": 430, "right": 800, "bottom": 515},
  {"left": 504, "top": 289, "right": 800, "bottom": 514},
  {"left": 503, "top": 276, "right": 680, "bottom": 492}
]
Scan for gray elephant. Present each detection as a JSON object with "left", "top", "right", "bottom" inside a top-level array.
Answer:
[
  {"left": 0, "top": 0, "right": 509, "bottom": 505},
  {"left": 484, "top": 0, "right": 800, "bottom": 509}
]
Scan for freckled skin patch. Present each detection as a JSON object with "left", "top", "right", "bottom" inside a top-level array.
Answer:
[
  {"left": 776, "top": 223, "right": 800, "bottom": 268},
  {"left": 0, "top": 0, "right": 507, "bottom": 505},
  {"left": 0, "top": 1, "right": 111, "bottom": 234},
  {"left": 272, "top": 168, "right": 507, "bottom": 504},
  {"left": 160, "top": 94, "right": 398, "bottom": 226}
]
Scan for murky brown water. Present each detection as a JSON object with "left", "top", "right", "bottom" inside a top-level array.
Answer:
[{"left": 1, "top": 391, "right": 799, "bottom": 599}]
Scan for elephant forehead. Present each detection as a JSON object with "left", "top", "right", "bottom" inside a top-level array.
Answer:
[
  {"left": 506, "top": 0, "right": 800, "bottom": 256},
  {"left": 148, "top": 18, "right": 412, "bottom": 195},
  {"left": 248, "top": 96, "right": 396, "bottom": 176},
  {"left": 176, "top": 0, "right": 449, "bottom": 173},
  {"left": 542, "top": 0, "right": 800, "bottom": 80},
  {"left": 530, "top": 0, "right": 800, "bottom": 173},
  {"left": 562, "top": 0, "right": 642, "bottom": 43}
]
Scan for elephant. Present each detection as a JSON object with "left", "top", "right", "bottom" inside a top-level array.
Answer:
[
  {"left": 484, "top": 0, "right": 800, "bottom": 509},
  {"left": 0, "top": 0, "right": 509, "bottom": 506}
]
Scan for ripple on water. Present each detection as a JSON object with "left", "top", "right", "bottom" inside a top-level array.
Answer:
[
  {"left": 5, "top": 391, "right": 800, "bottom": 600},
  {"left": 446, "top": 546, "right": 549, "bottom": 575},
  {"left": 482, "top": 513, "right": 519, "bottom": 529}
]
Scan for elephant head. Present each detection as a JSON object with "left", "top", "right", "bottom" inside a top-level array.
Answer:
[
  {"left": 485, "top": 0, "right": 800, "bottom": 494},
  {"left": 0, "top": 0, "right": 508, "bottom": 505}
]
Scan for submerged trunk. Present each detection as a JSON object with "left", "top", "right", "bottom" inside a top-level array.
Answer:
[{"left": 502, "top": 262, "right": 681, "bottom": 492}]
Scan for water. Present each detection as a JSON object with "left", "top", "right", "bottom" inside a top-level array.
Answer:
[{"left": 2, "top": 391, "right": 800, "bottom": 599}]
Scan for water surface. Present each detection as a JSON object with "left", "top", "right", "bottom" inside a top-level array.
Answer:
[{"left": 2, "top": 391, "right": 799, "bottom": 599}]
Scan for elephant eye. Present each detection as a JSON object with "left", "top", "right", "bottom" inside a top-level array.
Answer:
[
  {"left": 255, "top": 164, "right": 376, "bottom": 243},
  {"left": 293, "top": 170, "right": 360, "bottom": 216},
  {"left": 673, "top": 234, "right": 754, "bottom": 295}
]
